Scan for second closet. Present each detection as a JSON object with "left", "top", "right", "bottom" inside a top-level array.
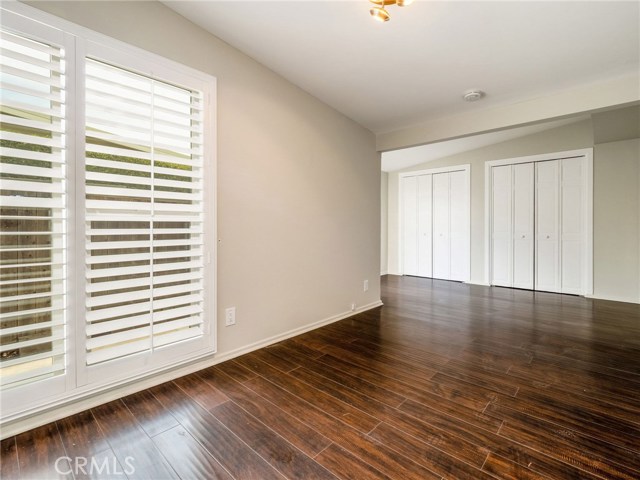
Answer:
[
  {"left": 402, "top": 167, "right": 470, "bottom": 282},
  {"left": 489, "top": 155, "right": 589, "bottom": 295}
]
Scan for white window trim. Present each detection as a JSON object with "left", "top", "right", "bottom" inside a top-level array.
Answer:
[{"left": 0, "top": 2, "right": 217, "bottom": 422}]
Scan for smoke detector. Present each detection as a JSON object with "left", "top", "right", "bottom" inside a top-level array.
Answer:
[{"left": 463, "top": 90, "right": 485, "bottom": 102}]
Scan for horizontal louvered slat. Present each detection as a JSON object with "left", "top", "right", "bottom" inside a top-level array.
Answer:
[
  {"left": 1, "top": 131, "right": 63, "bottom": 148},
  {"left": 87, "top": 104, "right": 199, "bottom": 132},
  {"left": 154, "top": 260, "right": 203, "bottom": 273},
  {"left": 1, "top": 290, "right": 63, "bottom": 304},
  {"left": 85, "top": 157, "right": 151, "bottom": 175},
  {"left": 152, "top": 250, "right": 203, "bottom": 261},
  {"left": 85, "top": 201, "right": 152, "bottom": 213},
  {"left": 1, "top": 306, "right": 63, "bottom": 320},
  {"left": 153, "top": 293, "right": 202, "bottom": 311},
  {"left": 0, "top": 347, "right": 65, "bottom": 369},
  {"left": 0, "top": 319, "right": 65, "bottom": 336},
  {"left": 0, "top": 359, "right": 65, "bottom": 386},
  {"left": 153, "top": 283, "right": 203, "bottom": 299},
  {"left": 86, "top": 313, "right": 150, "bottom": 336},
  {"left": 0, "top": 276, "right": 57, "bottom": 287},
  {"left": 153, "top": 318, "right": 203, "bottom": 336},
  {"left": 85, "top": 187, "right": 152, "bottom": 201},
  {"left": 1, "top": 98, "right": 62, "bottom": 117},
  {"left": 87, "top": 287, "right": 152, "bottom": 308},
  {"left": 0, "top": 196, "right": 64, "bottom": 209},
  {"left": 86, "top": 227, "right": 201, "bottom": 237},
  {"left": 0, "top": 47, "right": 63, "bottom": 72},
  {"left": 86, "top": 276, "right": 151, "bottom": 293},
  {"left": 152, "top": 271, "right": 203, "bottom": 287},
  {"left": 86, "top": 325, "right": 150, "bottom": 350},
  {"left": 0, "top": 178, "right": 64, "bottom": 193},
  {"left": 1, "top": 162, "right": 64, "bottom": 177},
  {"left": 87, "top": 115, "right": 197, "bottom": 143},
  {"left": 85, "top": 143, "right": 152, "bottom": 161},
  {"left": 153, "top": 327, "right": 202, "bottom": 348},
  {"left": 0, "top": 31, "right": 60, "bottom": 56},
  {"left": 86, "top": 339, "right": 150, "bottom": 365},
  {"left": 0, "top": 83, "right": 62, "bottom": 103},
  {"left": 0, "top": 146, "right": 65, "bottom": 164},
  {"left": 0, "top": 64, "right": 62, "bottom": 87},
  {"left": 86, "top": 252, "right": 152, "bottom": 265},
  {"left": 151, "top": 305, "right": 202, "bottom": 323},
  {"left": 0, "top": 330, "right": 65, "bottom": 353},
  {"left": 86, "top": 264, "right": 151, "bottom": 279},
  {"left": 86, "top": 301, "right": 152, "bottom": 323}
]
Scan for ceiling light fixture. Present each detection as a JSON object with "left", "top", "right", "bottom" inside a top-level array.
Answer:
[{"left": 369, "top": 0, "right": 413, "bottom": 23}]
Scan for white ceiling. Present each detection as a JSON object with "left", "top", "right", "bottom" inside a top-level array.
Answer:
[
  {"left": 381, "top": 115, "right": 588, "bottom": 172},
  {"left": 163, "top": 1, "right": 639, "bottom": 134}
]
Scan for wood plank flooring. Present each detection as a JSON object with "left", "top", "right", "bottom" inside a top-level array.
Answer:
[{"left": 3, "top": 275, "right": 640, "bottom": 479}]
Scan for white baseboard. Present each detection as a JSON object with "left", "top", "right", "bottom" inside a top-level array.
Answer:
[
  {"left": 464, "top": 281, "right": 491, "bottom": 287},
  {"left": 0, "top": 300, "right": 383, "bottom": 439},
  {"left": 584, "top": 293, "right": 640, "bottom": 304},
  {"left": 380, "top": 271, "right": 388, "bottom": 276}
]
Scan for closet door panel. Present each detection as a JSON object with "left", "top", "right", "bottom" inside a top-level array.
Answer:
[
  {"left": 402, "top": 176, "right": 418, "bottom": 276},
  {"left": 561, "top": 157, "right": 583, "bottom": 294},
  {"left": 432, "top": 172, "right": 450, "bottom": 279},
  {"left": 449, "top": 170, "right": 469, "bottom": 281},
  {"left": 512, "top": 163, "right": 534, "bottom": 289},
  {"left": 417, "top": 174, "right": 433, "bottom": 277},
  {"left": 535, "top": 160, "right": 560, "bottom": 292},
  {"left": 491, "top": 165, "right": 513, "bottom": 287}
]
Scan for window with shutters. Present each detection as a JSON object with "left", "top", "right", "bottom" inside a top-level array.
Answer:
[
  {"left": 0, "top": 30, "right": 67, "bottom": 390},
  {"left": 0, "top": 5, "right": 215, "bottom": 419},
  {"left": 84, "top": 59, "right": 205, "bottom": 367}
]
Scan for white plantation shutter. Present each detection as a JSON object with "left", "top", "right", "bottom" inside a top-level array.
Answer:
[
  {"left": 0, "top": 4, "right": 214, "bottom": 417},
  {"left": 84, "top": 59, "right": 205, "bottom": 366},
  {"left": 0, "top": 29, "right": 66, "bottom": 388}
]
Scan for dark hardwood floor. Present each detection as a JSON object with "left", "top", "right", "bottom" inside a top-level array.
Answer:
[{"left": 2, "top": 275, "right": 640, "bottom": 479}]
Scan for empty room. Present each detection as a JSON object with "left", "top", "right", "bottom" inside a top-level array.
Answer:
[{"left": 1, "top": 0, "right": 639, "bottom": 479}]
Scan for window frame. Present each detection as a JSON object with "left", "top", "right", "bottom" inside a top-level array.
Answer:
[{"left": 0, "top": 3, "right": 217, "bottom": 421}]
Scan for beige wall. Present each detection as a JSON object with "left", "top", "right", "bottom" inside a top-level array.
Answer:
[
  {"left": 28, "top": 1, "right": 381, "bottom": 354},
  {"left": 387, "top": 115, "right": 640, "bottom": 303},
  {"left": 381, "top": 172, "right": 388, "bottom": 274},
  {"left": 593, "top": 138, "right": 640, "bottom": 303}
]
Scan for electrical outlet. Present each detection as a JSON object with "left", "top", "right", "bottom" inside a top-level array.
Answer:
[
  {"left": 363, "top": 279, "right": 369, "bottom": 292},
  {"left": 225, "top": 307, "right": 236, "bottom": 326}
]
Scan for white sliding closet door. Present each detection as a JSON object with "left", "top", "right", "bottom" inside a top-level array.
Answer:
[
  {"left": 491, "top": 165, "right": 513, "bottom": 287},
  {"left": 432, "top": 173, "right": 451, "bottom": 280},
  {"left": 535, "top": 160, "right": 561, "bottom": 292},
  {"left": 561, "top": 158, "right": 584, "bottom": 294},
  {"left": 417, "top": 175, "right": 433, "bottom": 277},
  {"left": 449, "top": 170, "right": 470, "bottom": 281},
  {"left": 402, "top": 176, "right": 419, "bottom": 276},
  {"left": 512, "top": 163, "right": 535, "bottom": 289}
]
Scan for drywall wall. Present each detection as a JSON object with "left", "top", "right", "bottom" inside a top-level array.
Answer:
[
  {"left": 593, "top": 138, "right": 640, "bottom": 303},
  {"left": 24, "top": 4, "right": 380, "bottom": 373},
  {"left": 381, "top": 172, "right": 388, "bottom": 274},
  {"left": 387, "top": 119, "right": 593, "bottom": 282},
  {"left": 593, "top": 105, "right": 640, "bottom": 144}
]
